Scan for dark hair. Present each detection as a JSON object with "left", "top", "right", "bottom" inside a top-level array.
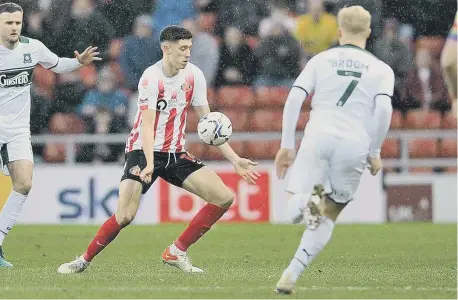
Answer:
[
  {"left": 0, "top": 3, "right": 23, "bottom": 14},
  {"left": 160, "top": 25, "right": 192, "bottom": 43}
]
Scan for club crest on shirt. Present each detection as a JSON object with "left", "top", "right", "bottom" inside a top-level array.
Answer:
[
  {"left": 181, "top": 83, "right": 192, "bottom": 92},
  {"left": 23, "top": 53, "right": 32, "bottom": 64}
]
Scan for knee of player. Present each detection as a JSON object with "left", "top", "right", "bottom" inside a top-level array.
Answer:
[
  {"left": 115, "top": 213, "right": 136, "bottom": 227},
  {"left": 216, "top": 187, "right": 234, "bottom": 208},
  {"left": 321, "top": 196, "right": 346, "bottom": 221},
  {"left": 12, "top": 179, "right": 32, "bottom": 195}
]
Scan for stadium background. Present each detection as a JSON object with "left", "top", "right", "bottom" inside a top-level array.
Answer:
[
  {"left": 0, "top": 0, "right": 455, "bottom": 223},
  {"left": 0, "top": 0, "right": 457, "bottom": 223},
  {"left": 0, "top": 1, "right": 456, "bottom": 298}
]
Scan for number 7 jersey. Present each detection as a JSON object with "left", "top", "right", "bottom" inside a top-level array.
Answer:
[
  {"left": 294, "top": 44, "right": 395, "bottom": 146},
  {"left": 126, "top": 61, "right": 208, "bottom": 153}
]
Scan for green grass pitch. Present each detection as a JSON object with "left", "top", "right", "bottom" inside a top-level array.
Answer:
[{"left": 0, "top": 223, "right": 456, "bottom": 299}]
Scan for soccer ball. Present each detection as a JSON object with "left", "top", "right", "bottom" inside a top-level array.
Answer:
[{"left": 197, "top": 112, "right": 232, "bottom": 146}]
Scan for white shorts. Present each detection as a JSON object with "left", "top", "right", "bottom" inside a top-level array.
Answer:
[
  {"left": 0, "top": 133, "right": 34, "bottom": 176},
  {"left": 287, "top": 132, "right": 369, "bottom": 204}
]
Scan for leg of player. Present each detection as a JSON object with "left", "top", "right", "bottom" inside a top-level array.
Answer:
[
  {"left": 0, "top": 159, "right": 33, "bottom": 268},
  {"left": 286, "top": 192, "right": 313, "bottom": 224},
  {"left": 276, "top": 186, "right": 346, "bottom": 294},
  {"left": 57, "top": 179, "right": 143, "bottom": 274},
  {"left": 162, "top": 166, "right": 234, "bottom": 273}
]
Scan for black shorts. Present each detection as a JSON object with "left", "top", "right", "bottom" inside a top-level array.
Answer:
[{"left": 121, "top": 150, "right": 205, "bottom": 194}]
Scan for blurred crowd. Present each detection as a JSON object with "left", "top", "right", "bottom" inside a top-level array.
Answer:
[{"left": 9, "top": 0, "right": 456, "bottom": 164}]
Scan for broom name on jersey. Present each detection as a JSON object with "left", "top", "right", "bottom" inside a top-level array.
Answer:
[{"left": 294, "top": 45, "right": 394, "bottom": 144}]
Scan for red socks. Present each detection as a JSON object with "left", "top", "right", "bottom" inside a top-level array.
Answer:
[
  {"left": 82, "top": 203, "right": 227, "bottom": 261},
  {"left": 174, "top": 203, "right": 228, "bottom": 252},
  {"left": 83, "top": 215, "right": 121, "bottom": 262}
]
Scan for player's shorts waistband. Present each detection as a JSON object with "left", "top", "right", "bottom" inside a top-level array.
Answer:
[
  {"left": 127, "top": 150, "right": 187, "bottom": 158},
  {"left": 153, "top": 151, "right": 186, "bottom": 158}
]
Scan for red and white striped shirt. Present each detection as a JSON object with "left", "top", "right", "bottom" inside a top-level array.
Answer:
[{"left": 125, "top": 61, "right": 208, "bottom": 153}]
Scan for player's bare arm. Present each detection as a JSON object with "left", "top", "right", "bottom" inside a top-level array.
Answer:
[
  {"left": 193, "top": 105, "right": 260, "bottom": 184},
  {"left": 139, "top": 109, "right": 156, "bottom": 182}
]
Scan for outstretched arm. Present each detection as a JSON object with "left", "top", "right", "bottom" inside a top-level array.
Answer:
[
  {"left": 193, "top": 105, "right": 259, "bottom": 184},
  {"left": 38, "top": 41, "right": 102, "bottom": 74}
]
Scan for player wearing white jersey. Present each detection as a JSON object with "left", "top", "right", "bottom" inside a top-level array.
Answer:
[
  {"left": 274, "top": 6, "right": 394, "bottom": 294},
  {"left": 58, "top": 26, "right": 260, "bottom": 274},
  {"left": 0, "top": 3, "right": 101, "bottom": 268}
]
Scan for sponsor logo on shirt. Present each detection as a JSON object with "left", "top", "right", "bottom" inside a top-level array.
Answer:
[{"left": 0, "top": 67, "right": 34, "bottom": 88}]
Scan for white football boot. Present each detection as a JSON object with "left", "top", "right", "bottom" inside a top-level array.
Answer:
[
  {"left": 57, "top": 256, "right": 90, "bottom": 274},
  {"left": 162, "top": 245, "right": 203, "bottom": 273},
  {"left": 274, "top": 270, "right": 296, "bottom": 294}
]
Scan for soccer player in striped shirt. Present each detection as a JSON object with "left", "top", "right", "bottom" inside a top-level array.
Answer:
[{"left": 58, "top": 25, "right": 260, "bottom": 274}]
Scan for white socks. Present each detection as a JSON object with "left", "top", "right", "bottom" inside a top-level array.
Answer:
[
  {"left": 0, "top": 190, "right": 28, "bottom": 246},
  {"left": 170, "top": 243, "right": 185, "bottom": 255},
  {"left": 284, "top": 216, "right": 335, "bottom": 282}
]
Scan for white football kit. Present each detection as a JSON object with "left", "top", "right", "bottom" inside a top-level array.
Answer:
[
  {"left": 284, "top": 44, "right": 395, "bottom": 203},
  {"left": 126, "top": 61, "right": 208, "bottom": 153},
  {"left": 0, "top": 36, "right": 80, "bottom": 175}
]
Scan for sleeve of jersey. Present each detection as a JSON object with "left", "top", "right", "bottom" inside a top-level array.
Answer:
[
  {"left": 369, "top": 68, "right": 395, "bottom": 157},
  {"left": 37, "top": 41, "right": 81, "bottom": 73},
  {"left": 138, "top": 74, "right": 159, "bottom": 111},
  {"left": 191, "top": 68, "right": 209, "bottom": 106},
  {"left": 280, "top": 87, "right": 308, "bottom": 149},
  {"left": 291, "top": 56, "right": 317, "bottom": 95}
]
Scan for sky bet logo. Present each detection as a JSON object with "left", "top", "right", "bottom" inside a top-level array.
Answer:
[{"left": 58, "top": 178, "right": 118, "bottom": 219}]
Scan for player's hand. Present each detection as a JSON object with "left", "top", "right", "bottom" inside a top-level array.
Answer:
[
  {"left": 140, "top": 164, "right": 154, "bottom": 183},
  {"left": 274, "top": 148, "right": 295, "bottom": 179},
  {"left": 233, "top": 158, "right": 260, "bottom": 184},
  {"left": 75, "top": 46, "right": 102, "bottom": 65},
  {"left": 367, "top": 155, "right": 382, "bottom": 176}
]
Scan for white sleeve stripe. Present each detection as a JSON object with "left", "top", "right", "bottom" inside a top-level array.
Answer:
[{"left": 292, "top": 85, "right": 309, "bottom": 95}]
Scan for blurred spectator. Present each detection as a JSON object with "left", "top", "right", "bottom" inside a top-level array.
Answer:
[
  {"left": 76, "top": 67, "right": 129, "bottom": 162},
  {"left": 295, "top": 0, "right": 338, "bottom": 56},
  {"left": 152, "top": 0, "right": 196, "bottom": 37},
  {"left": 403, "top": 48, "right": 450, "bottom": 112},
  {"left": 45, "top": 0, "right": 73, "bottom": 36},
  {"left": 21, "top": 9, "right": 53, "bottom": 46},
  {"left": 181, "top": 18, "right": 219, "bottom": 85},
  {"left": 95, "top": 0, "right": 136, "bottom": 37},
  {"left": 254, "top": 24, "right": 301, "bottom": 87},
  {"left": 52, "top": 70, "right": 88, "bottom": 114},
  {"left": 30, "top": 86, "right": 53, "bottom": 135},
  {"left": 30, "top": 86, "right": 53, "bottom": 160},
  {"left": 130, "top": 0, "right": 155, "bottom": 15},
  {"left": 258, "top": 0, "right": 296, "bottom": 38},
  {"left": 52, "top": 0, "right": 114, "bottom": 62},
  {"left": 217, "top": 0, "right": 269, "bottom": 36},
  {"left": 195, "top": 0, "right": 218, "bottom": 13},
  {"left": 214, "top": 26, "right": 257, "bottom": 87},
  {"left": 119, "top": 15, "right": 161, "bottom": 91},
  {"left": 373, "top": 18, "right": 412, "bottom": 110}
]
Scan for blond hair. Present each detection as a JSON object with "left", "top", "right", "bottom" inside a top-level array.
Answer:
[{"left": 337, "top": 6, "right": 371, "bottom": 36}]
